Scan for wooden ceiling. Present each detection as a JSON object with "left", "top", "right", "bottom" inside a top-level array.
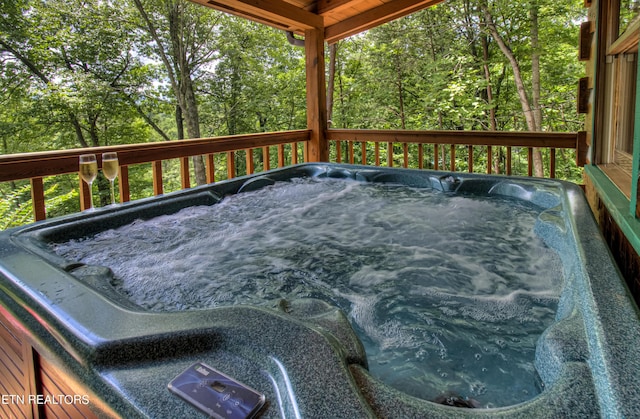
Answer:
[{"left": 189, "top": 0, "right": 445, "bottom": 44}]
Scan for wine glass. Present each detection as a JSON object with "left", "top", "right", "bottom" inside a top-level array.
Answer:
[
  {"left": 102, "top": 152, "right": 119, "bottom": 205},
  {"left": 79, "top": 154, "right": 98, "bottom": 210}
]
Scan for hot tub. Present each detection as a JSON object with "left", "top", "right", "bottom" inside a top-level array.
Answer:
[{"left": 0, "top": 163, "right": 638, "bottom": 418}]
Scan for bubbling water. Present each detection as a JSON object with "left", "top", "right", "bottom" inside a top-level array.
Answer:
[{"left": 52, "top": 178, "right": 563, "bottom": 407}]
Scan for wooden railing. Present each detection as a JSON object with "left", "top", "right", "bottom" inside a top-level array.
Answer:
[
  {"left": 0, "top": 130, "right": 310, "bottom": 222},
  {"left": 328, "top": 129, "right": 588, "bottom": 177},
  {"left": 0, "top": 129, "right": 587, "bottom": 224}
]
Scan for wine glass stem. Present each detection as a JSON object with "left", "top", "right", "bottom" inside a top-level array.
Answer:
[
  {"left": 110, "top": 181, "right": 115, "bottom": 205},
  {"left": 88, "top": 182, "right": 94, "bottom": 209}
]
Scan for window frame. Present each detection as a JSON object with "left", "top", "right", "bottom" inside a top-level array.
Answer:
[{"left": 596, "top": 0, "right": 640, "bottom": 198}]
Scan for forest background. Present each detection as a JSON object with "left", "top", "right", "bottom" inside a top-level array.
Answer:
[{"left": 0, "top": 0, "right": 586, "bottom": 228}]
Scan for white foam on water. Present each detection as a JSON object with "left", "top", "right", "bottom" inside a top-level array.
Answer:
[{"left": 52, "top": 177, "right": 564, "bottom": 407}]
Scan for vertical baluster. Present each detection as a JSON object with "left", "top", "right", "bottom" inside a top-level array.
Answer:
[
  {"left": 450, "top": 145, "right": 456, "bottom": 172},
  {"left": 418, "top": 144, "right": 424, "bottom": 169},
  {"left": 506, "top": 147, "right": 512, "bottom": 175},
  {"left": 375, "top": 142, "right": 380, "bottom": 166},
  {"left": 119, "top": 166, "right": 130, "bottom": 202},
  {"left": 336, "top": 140, "right": 342, "bottom": 163},
  {"left": 550, "top": 148, "right": 556, "bottom": 179},
  {"left": 278, "top": 144, "right": 285, "bottom": 167},
  {"left": 434, "top": 144, "right": 440, "bottom": 171},
  {"left": 152, "top": 161, "right": 164, "bottom": 195},
  {"left": 487, "top": 146, "right": 492, "bottom": 174},
  {"left": 246, "top": 149, "right": 254, "bottom": 175},
  {"left": 180, "top": 157, "right": 190, "bottom": 189},
  {"left": 291, "top": 143, "right": 298, "bottom": 165},
  {"left": 227, "top": 151, "right": 236, "bottom": 179},
  {"left": 528, "top": 148, "right": 533, "bottom": 176},
  {"left": 79, "top": 176, "right": 91, "bottom": 211},
  {"left": 349, "top": 141, "right": 354, "bottom": 164},
  {"left": 30, "top": 177, "right": 46, "bottom": 221},
  {"left": 468, "top": 145, "right": 474, "bottom": 173},
  {"left": 361, "top": 142, "right": 367, "bottom": 165},
  {"left": 403, "top": 143, "right": 409, "bottom": 168},
  {"left": 303, "top": 140, "right": 309, "bottom": 163},
  {"left": 205, "top": 154, "right": 215, "bottom": 183},
  {"left": 387, "top": 142, "right": 393, "bottom": 167},
  {"left": 262, "top": 146, "right": 270, "bottom": 171}
]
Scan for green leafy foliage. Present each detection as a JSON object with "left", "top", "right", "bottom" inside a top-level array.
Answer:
[{"left": 1, "top": 0, "right": 587, "bottom": 228}]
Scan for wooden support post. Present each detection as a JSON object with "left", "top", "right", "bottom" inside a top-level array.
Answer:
[{"left": 305, "top": 28, "right": 328, "bottom": 162}]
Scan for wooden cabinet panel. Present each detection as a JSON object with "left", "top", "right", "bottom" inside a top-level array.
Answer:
[
  {"left": 36, "top": 355, "right": 98, "bottom": 419},
  {"left": 0, "top": 310, "right": 37, "bottom": 419}
]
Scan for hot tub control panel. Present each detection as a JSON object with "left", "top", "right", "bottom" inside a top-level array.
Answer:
[{"left": 168, "top": 362, "right": 265, "bottom": 418}]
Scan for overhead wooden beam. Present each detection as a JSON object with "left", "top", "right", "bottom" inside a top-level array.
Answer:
[
  {"left": 325, "top": 0, "right": 445, "bottom": 44},
  {"left": 316, "top": 0, "right": 353, "bottom": 15},
  {"left": 191, "top": 0, "right": 323, "bottom": 32}
]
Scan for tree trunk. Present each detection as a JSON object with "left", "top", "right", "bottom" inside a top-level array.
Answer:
[
  {"left": 396, "top": 58, "right": 406, "bottom": 130},
  {"left": 530, "top": 0, "right": 544, "bottom": 176},
  {"left": 327, "top": 43, "right": 337, "bottom": 129},
  {"left": 481, "top": 1, "right": 544, "bottom": 177},
  {"left": 176, "top": 105, "right": 184, "bottom": 139},
  {"left": 424, "top": 9, "right": 445, "bottom": 130},
  {"left": 135, "top": 0, "right": 207, "bottom": 185},
  {"left": 481, "top": 35, "right": 497, "bottom": 132},
  {"left": 481, "top": 34, "right": 502, "bottom": 173},
  {"left": 168, "top": 1, "right": 206, "bottom": 185}
]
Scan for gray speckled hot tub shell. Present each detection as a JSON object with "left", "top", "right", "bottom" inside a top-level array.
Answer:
[{"left": 0, "top": 163, "right": 638, "bottom": 418}]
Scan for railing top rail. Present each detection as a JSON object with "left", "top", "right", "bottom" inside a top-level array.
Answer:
[
  {"left": 327, "top": 129, "right": 580, "bottom": 148},
  {"left": 0, "top": 129, "right": 585, "bottom": 183},
  {"left": 0, "top": 130, "right": 311, "bottom": 182}
]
